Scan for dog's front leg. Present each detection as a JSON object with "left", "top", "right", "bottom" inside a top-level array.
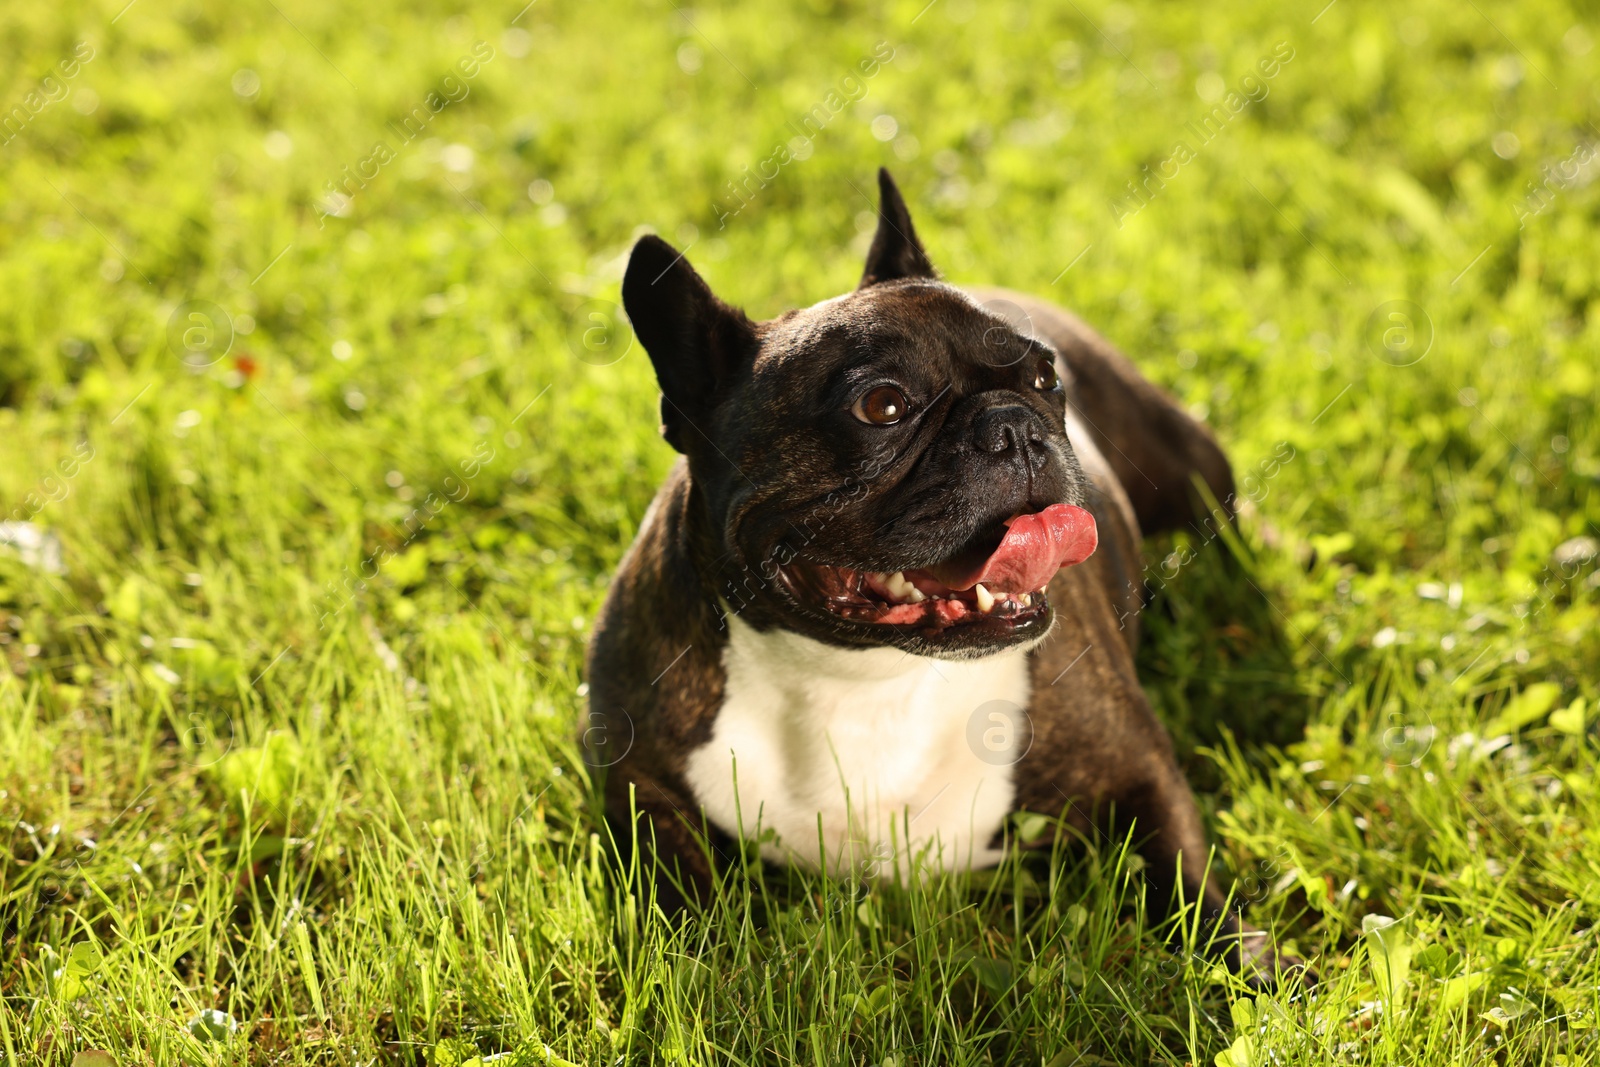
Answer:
[
  {"left": 1105, "top": 760, "right": 1264, "bottom": 967},
  {"left": 1028, "top": 755, "right": 1293, "bottom": 983},
  {"left": 602, "top": 761, "right": 726, "bottom": 918}
]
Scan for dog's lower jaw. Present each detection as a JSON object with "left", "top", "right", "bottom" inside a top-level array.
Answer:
[
  {"left": 885, "top": 615, "right": 1057, "bottom": 662},
  {"left": 721, "top": 572, "right": 1063, "bottom": 661}
]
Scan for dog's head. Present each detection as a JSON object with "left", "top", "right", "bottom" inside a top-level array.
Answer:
[{"left": 621, "top": 169, "right": 1095, "bottom": 659}]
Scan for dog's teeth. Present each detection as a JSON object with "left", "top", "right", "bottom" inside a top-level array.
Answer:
[
  {"left": 882, "top": 570, "right": 926, "bottom": 604},
  {"left": 1019, "top": 593, "right": 1032, "bottom": 608},
  {"left": 975, "top": 583, "right": 995, "bottom": 613},
  {"left": 891, "top": 572, "right": 922, "bottom": 603}
]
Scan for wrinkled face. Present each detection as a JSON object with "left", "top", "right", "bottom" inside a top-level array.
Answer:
[
  {"left": 622, "top": 170, "right": 1097, "bottom": 658},
  {"left": 706, "top": 282, "right": 1091, "bottom": 658}
]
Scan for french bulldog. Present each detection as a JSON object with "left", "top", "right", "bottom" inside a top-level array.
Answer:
[{"left": 585, "top": 169, "right": 1285, "bottom": 975}]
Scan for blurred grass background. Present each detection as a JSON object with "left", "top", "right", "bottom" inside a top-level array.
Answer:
[{"left": 1, "top": 0, "right": 1599, "bottom": 1063}]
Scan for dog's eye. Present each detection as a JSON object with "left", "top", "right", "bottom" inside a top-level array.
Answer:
[
  {"left": 852, "top": 385, "right": 908, "bottom": 426},
  {"left": 1033, "top": 356, "right": 1060, "bottom": 391}
]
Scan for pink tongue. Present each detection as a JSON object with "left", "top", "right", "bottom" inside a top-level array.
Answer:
[{"left": 927, "top": 504, "right": 1098, "bottom": 592}]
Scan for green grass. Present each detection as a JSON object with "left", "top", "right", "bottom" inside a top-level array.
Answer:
[{"left": 2, "top": 0, "right": 1599, "bottom": 1062}]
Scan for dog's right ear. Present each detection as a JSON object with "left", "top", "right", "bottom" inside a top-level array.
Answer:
[
  {"left": 622, "top": 235, "right": 758, "bottom": 453},
  {"left": 859, "top": 168, "right": 937, "bottom": 287}
]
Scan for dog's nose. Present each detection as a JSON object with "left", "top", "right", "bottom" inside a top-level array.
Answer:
[{"left": 971, "top": 404, "right": 1047, "bottom": 461}]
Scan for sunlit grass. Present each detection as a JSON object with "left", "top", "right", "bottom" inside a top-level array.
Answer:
[{"left": 2, "top": 0, "right": 1598, "bottom": 1061}]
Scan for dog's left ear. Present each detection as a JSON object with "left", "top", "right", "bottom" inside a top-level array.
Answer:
[{"left": 859, "top": 167, "right": 937, "bottom": 287}]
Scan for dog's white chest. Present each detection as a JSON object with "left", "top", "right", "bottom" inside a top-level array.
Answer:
[{"left": 683, "top": 617, "right": 1030, "bottom": 874}]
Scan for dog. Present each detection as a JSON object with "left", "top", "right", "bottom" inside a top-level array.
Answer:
[{"left": 585, "top": 169, "right": 1287, "bottom": 976}]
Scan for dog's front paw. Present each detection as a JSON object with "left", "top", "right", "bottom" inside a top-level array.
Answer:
[{"left": 1233, "top": 927, "right": 1317, "bottom": 989}]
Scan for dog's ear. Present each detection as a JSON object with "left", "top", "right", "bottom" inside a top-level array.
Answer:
[
  {"left": 859, "top": 168, "right": 937, "bottom": 287},
  {"left": 622, "top": 235, "right": 758, "bottom": 453}
]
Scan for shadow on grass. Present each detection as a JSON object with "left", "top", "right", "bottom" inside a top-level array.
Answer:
[{"left": 1135, "top": 525, "right": 1316, "bottom": 791}]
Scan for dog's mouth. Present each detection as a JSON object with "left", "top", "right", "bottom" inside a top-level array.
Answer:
[{"left": 777, "top": 504, "right": 1098, "bottom": 631}]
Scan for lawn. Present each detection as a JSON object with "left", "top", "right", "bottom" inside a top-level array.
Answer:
[{"left": 2, "top": 0, "right": 1599, "bottom": 1062}]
